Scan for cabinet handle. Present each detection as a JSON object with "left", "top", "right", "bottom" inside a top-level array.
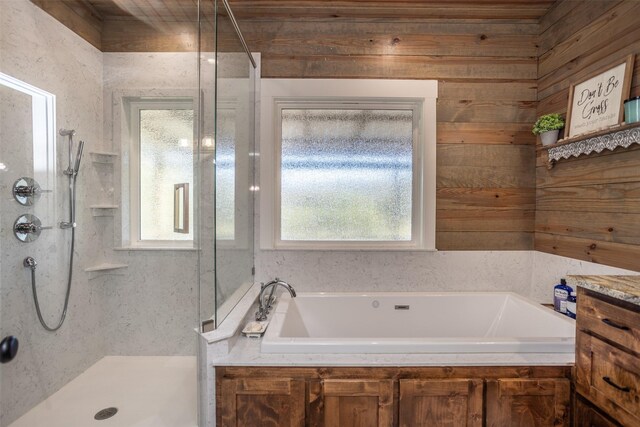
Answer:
[
  {"left": 602, "top": 376, "right": 631, "bottom": 393},
  {"left": 601, "top": 318, "right": 630, "bottom": 331}
]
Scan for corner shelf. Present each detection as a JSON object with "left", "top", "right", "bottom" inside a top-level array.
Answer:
[
  {"left": 84, "top": 263, "right": 128, "bottom": 272},
  {"left": 542, "top": 122, "right": 640, "bottom": 169},
  {"left": 89, "top": 151, "right": 118, "bottom": 164},
  {"left": 90, "top": 205, "right": 118, "bottom": 217}
]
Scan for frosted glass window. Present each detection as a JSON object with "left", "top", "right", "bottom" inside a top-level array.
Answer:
[
  {"left": 280, "top": 109, "right": 413, "bottom": 241},
  {"left": 139, "top": 109, "right": 194, "bottom": 241},
  {"left": 215, "top": 109, "right": 236, "bottom": 240}
]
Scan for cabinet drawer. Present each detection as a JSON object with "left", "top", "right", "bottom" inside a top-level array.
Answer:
[
  {"left": 576, "top": 331, "right": 640, "bottom": 426},
  {"left": 577, "top": 289, "right": 640, "bottom": 354}
]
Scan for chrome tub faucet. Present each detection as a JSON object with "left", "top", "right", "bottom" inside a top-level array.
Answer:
[{"left": 255, "top": 278, "right": 296, "bottom": 321}]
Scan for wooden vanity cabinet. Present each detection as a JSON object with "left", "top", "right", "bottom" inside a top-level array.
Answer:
[
  {"left": 218, "top": 377, "right": 306, "bottom": 426},
  {"left": 217, "top": 366, "right": 571, "bottom": 427},
  {"left": 309, "top": 379, "right": 394, "bottom": 427},
  {"left": 398, "top": 379, "right": 483, "bottom": 427},
  {"left": 575, "top": 288, "right": 640, "bottom": 427},
  {"left": 486, "top": 379, "right": 570, "bottom": 427}
]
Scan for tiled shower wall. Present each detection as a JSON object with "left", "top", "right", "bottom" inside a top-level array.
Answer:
[
  {"left": 0, "top": 3, "right": 200, "bottom": 425},
  {"left": 0, "top": 1, "right": 105, "bottom": 424}
]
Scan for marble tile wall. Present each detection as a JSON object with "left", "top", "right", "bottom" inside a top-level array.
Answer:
[
  {"left": 255, "top": 250, "right": 637, "bottom": 303},
  {"left": 0, "top": 1, "right": 105, "bottom": 425}
]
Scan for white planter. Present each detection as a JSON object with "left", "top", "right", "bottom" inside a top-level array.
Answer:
[{"left": 540, "top": 129, "right": 560, "bottom": 146}]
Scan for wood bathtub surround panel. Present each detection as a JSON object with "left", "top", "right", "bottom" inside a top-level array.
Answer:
[
  {"left": 534, "top": 233, "right": 640, "bottom": 273},
  {"left": 309, "top": 379, "right": 393, "bottom": 427},
  {"left": 437, "top": 100, "right": 536, "bottom": 124},
  {"left": 576, "top": 331, "right": 640, "bottom": 427},
  {"left": 535, "top": 210, "right": 640, "bottom": 246},
  {"left": 227, "top": 1, "right": 555, "bottom": 21},
  {"left": 536, "top": 183, "right": 640, "bottom": 214},
  {"left": 536, "top": 147, "right": 640, "bottom": 188},
  {"left": 538, "top": 0, "right": 622, "bottom": 54},
  {"left": 437, "top": 208, "right": 534, "bottom": 232},
  {"left": 101, "top": 19, "right": 199, "bottom": 52},
  {"left": 260, "top": 55, "right": 537, "bottom": 80},
  {"left": 538, "top": 1, "right": 640, "bottom": 78},
  {"left": 439, "top": 82, "right": 537, "bottom": 103},
  {"left": 398, "top": 379, "right": 483, "bottom": 427},
  {"left": 437, "top": 122, "right": 535, "bottom": 145},
  {"left": 538, "top": 61, "right": 640, "bottom": 117},
  {"left": 437, "top": 188, "right": 536, "bottom": 210},
  {"left": 217, "top": 377, "right": 305, "bottom": 427},
  {"left": 437, "top": 231, "right": 533, "bottom": 250},
  {"left": 217, "top": 31, "right": 539, "bottom": 58},
  {"left": 486, "top": 378, "right": 571, "bottom": 427}
]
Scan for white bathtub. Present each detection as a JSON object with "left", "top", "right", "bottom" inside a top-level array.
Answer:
[{"left": 261, "top": 292, "right": 575, "bottom": 354}]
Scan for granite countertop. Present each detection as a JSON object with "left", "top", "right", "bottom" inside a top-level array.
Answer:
[
  {"left": 210, "top": 335, "right": 575, "bottom": 367},
  {"left": 567, "top": 275, "right": 640, "bottom": 307}
]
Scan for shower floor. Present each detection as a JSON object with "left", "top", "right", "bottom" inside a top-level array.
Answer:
[{"left": 9, "top": 356, "right": 197, "bottom": 427}]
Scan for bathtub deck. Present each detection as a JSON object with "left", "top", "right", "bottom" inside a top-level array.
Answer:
[{"left": 212, "top": 334, "right": 575, "bottom": 366}]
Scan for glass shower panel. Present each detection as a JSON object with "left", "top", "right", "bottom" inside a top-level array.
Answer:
[{"left": 198, "top": 1, "right": 256, "bottom": 328}]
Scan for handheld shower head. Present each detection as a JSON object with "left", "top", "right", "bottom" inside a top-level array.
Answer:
[{"left": 74, "top": 140, "right": 85, "bottom": 174}]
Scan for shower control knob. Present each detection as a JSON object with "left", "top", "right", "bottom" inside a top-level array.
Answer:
[
  {"left": 0, "top": 336, "right": 19, "bottom": 363},
  {"left": 12, "top": 177, "right": 50, "bottom": 206},
  {"left": 13, "top": 214, "right": 51, "bottom": 242}
]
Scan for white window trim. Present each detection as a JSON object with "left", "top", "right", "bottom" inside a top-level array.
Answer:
[
  {"left": 259, "top": 79, "right": 437, "bottom": 251},
  {"left": 128, "top": 98, "right": 195, "bottom": 249}
]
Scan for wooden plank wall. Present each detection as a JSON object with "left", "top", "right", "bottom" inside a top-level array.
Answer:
[
  {"left": 230, "top": 19, "right": 538, "bottom": 250},
  {"left": 536, "top": 0, "right": 640, "bottom": 271},
  {"left": 31, "top": 0, "right": 541, "bottom": 251}
]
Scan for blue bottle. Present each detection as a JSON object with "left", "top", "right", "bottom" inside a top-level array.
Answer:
[
  {"left": 566, "top": 292, "right": 577, "bottom": 319},
  {"left": 553, "top": 278, "right": 573, "bottom": 314}
]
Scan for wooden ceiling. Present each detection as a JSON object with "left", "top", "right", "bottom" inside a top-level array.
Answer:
[{"left": 31, "top": 0, "right": 557, "bottom": 51}]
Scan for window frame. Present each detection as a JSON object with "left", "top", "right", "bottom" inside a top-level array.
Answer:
[
  {"left": 260, "top": 79, "right": 438, "bottom": 251},
  {"left": 128, "top": 98, "right": 196, "bottom": 249}
]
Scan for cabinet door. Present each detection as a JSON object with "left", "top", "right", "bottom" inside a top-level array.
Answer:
[
  {"left": 399, "top": 379, "right": 483, "bottom": 427},
  {"left": 218, "top": 377, "right": 305, "bottom": 427},
  {"left": 309, "top": 379, "right": 393, "bottom": 427},
  {"left": 486, "top": 378, "right": 570, "bottom": 427}
]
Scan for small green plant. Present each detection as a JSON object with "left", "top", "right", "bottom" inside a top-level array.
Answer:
[{"left": 532, "top": 113, "right": 564, "bottom": 135}]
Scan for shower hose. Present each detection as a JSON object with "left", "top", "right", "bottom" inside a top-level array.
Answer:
[{"left": 27, "top": 226, "right": 75, "bottom": 332}]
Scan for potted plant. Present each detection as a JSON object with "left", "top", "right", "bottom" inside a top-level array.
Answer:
[{"left": 532, "top": 113, "right": 564, "bottom": 146}]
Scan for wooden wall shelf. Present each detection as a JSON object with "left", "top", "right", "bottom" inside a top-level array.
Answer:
[{"left": 542, "top": 122, "right": 640, "bottom": 169}]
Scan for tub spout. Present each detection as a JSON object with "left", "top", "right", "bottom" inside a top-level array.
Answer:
[{"left": 256, "top": 278, "right": 296, "bottom": 321}]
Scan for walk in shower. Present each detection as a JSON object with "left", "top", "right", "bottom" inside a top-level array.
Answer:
[{"left": 0, "top": 0, "right": 257, "bottom": 425}]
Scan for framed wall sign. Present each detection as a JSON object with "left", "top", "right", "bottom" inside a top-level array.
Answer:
[{"left": 566, "top": 55, "right": 634, "bottom": 138}]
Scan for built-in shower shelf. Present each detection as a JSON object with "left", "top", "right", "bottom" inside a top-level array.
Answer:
[
  {"left": 84, "top": 263, "right": 128, "bottom": 272},
  {"left": 89, "top": 151, "right": 118, "bottom": 163},
  {"left": 90, "top": 205, "right": 118, "bottom": 216}
]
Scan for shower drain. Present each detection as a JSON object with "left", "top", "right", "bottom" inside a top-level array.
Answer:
[{"left": 94, "top": 407, "right": 118, "bottom": 420}]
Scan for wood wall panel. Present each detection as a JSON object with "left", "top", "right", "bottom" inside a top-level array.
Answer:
[
  {"left": 536, "top": 0, "right": 640, "bottom": 271},
  {"left": 34, "top": 0, "right": 542, "bottom": 251},
  {"left": 238, "top": 16, "right": 538, "bottom": 250}
]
